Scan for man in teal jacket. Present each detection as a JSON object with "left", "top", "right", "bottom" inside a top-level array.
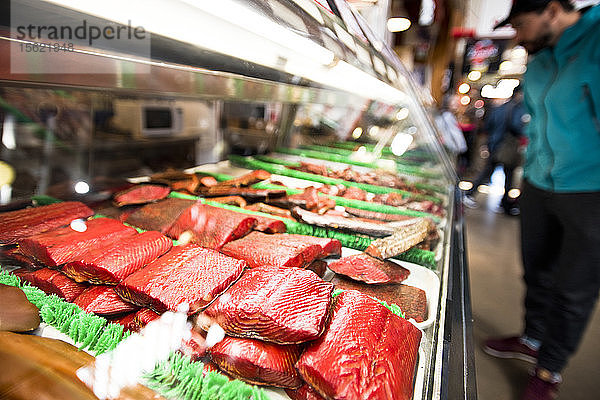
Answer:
[{"left": 483, "top": 1, "right": 600, "bottom": 399}]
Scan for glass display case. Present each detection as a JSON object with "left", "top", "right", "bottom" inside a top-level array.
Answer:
[{"left": 0, "top": 1, "right": 475, "bottom": 399}]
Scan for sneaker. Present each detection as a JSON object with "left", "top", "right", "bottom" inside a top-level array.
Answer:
[
  {"left": 521, "top": 368, "right": 561, "bottom": 400},
  {"left": 463, "top": 195, "right": 478, "bottom": 209},
  {"left": 483, "top": 336, "right": 538, "bottom": 363}
]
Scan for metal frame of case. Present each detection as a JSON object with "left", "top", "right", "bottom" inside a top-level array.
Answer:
[{"left": 0, "top": 1, "right": 475, "bottom": 398}]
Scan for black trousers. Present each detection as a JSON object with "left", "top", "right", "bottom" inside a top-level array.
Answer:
[{"left": 520, "top": 180, "right": 600, "bottom": 372}]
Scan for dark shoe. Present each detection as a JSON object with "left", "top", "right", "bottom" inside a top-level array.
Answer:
[
  {"left": 463, "top": 195, "right": 478, "bottom": 209},
  {"left": 508, "top": 206, "right": 521, "bottom": 216},
  {"left": 483, "top": 336, "right": 538, "bottom": 363},
  {"left": 521, "top": 368, "right": 561, "bottom": 400}
]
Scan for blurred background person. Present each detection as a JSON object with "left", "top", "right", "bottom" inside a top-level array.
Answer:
[{"left": 463, "top": 84, "right": 526, "bottom": 214}]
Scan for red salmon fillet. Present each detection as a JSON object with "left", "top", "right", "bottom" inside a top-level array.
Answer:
[
  {"left": 74, "top": 286, "right": 139, "bottom": 316},
  {"left": 281, "top": 235, "right": 342, "bottom": 258},
  {"left": 109, "top": 312, "right": 137, "bottom": 332},
  {"left": 0, "top": 202, "right": 94, "bottom": 245},
  {"left": 332, "top": 278, "right": 428, "bottom": 323},
  {"left": 18, "top": 268, "right": 88, "bottom": 302},
  {"left": 203, "top": 265, "right": 333, "bottom": 344},
  {"left": 166, "top": 204, "right": 256, "bottom": 250},
  {"left": 286, "top": 384, "right": 326, "bottom": 400},
  {"left": 113, "top": 184, "right": 171, "bottom": 207},
  {"left": 328, "top": 253, "right": 410, "bottom": 284},
  {"left": 296, "top": 290, "right": 422, "bottom": 400},
  {"left": 19, "top": 218, "right": 137, "bottom": 267},
  {"left": 221, "top": 232, "right": 322, "bottom": 269},
  {"left": 130, "top": 308, "right": 161, "bottom": 332},
  {"left": 116, "top": 244, "right": 246, "bottom": 314},
  {"left": 253, "top": 215, "right": 287, "bottom": 233},
  {"left": 124, "top": 198, "right": 196, "bottom": 233},
  {"left": 210, "top": 336, "right": 303, "bottom": 388},
  {"left": 0, "top": 247, "right": 44, "bottom": 269},
  {"left": 63, "top": 231, "right": 173, "bottom": 284}
]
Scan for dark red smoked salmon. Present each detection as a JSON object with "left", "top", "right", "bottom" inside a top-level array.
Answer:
[
  {"left": 124, "top": 198, "right": 196, "bottom": 233},
  {"left": 62, "top": 231, "right": 173, "bottom": 284},
  {"left": 210, "top": 336, "right": 303, "bottom": 388},
  {"left": 116, "top": 244, "right": 246, "bottom": 314},
  {"left": 328, "top": 253, "right": 410, "bottom": 284},
  {"left": 0, "top": 202, "right": 94, "bottom": 245},
  {"left": 19, "top": 218, "right": 137, "bottom": 267},
  {"left": 203, "top": 265, "right": 333, "bottom": 344},
  {"left": 74, "top": 286, "right": 139, "bottom": 316},
  {"left": 17, "top": 268, "right": 87, "bottom": 302},
  {"left": 166, "top": 204, "right": 256, "bottom": 250},
  {"left": 296, "top": 290, "right": 422, "bottom": 400},
  {"left": 286, "top": 384, "right": 326, "bottom": 400}
]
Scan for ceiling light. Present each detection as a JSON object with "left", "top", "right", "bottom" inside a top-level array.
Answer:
[
  {"left": 460, "top": 95, "right": 471, "bottom": 105},
  {"left": 387, "top": 17, "right": 411, "bottom": 33},
  {"left": 458, "top": 83, "right": 470, "bottom": 94},
  {"left": 468, "top": 70, "right": 482, "bottom": 81}
]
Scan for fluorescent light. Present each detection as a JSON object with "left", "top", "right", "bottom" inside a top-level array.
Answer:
[{"left": 387, "top": 17, "right": 411, "bottom": 33}]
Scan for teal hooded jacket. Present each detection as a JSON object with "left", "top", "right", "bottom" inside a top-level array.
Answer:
[{"left": 522, "top": 4, "right": 600, "bottom": 192}]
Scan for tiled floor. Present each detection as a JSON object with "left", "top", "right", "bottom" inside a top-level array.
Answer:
[{"left": 465, "top": 194, "right": 600, "bottom": 400}]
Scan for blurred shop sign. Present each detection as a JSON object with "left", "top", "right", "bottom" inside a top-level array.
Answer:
[{"left": 462, "top": 39, "right": 508, "bottom": 74}]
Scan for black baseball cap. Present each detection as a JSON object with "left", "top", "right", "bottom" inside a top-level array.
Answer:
[{"left": 494, "top": 0, "right": 553, "bottom": 28}]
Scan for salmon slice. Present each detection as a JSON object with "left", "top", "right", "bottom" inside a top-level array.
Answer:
[
  {"left": 63, "top": 231, "right": 173, "bottom": 284},
  {"left": 332, "top": 278, "right": 428, "bottom": 323},
  {"left": 19, "top": 218, "right": 137, "bottom": 267},
  {"left": 253, "top": 215, "right": 287, "bottom": 233},
  {"left": 221, "top": 232, "right": 322, "bottom": 269},
  {"left": 0, "top": 202, "right": 94, "bottom": 245},
  {"left": 129, "top": 308, "right": 161, "bottom": 332},
  {"left": 109, "top": 312, "right": 137, "bottom": 332},
  {"left": 296, "top": 290, "right": 422, "bottom": 400},
  {"left": 328, "top": 253, "right": 410, "bottom": 284},
  {"left": 74, "top": 286, "right": 139, "bottom": 316},
  {"left": 210, "top": 336, "right": 303, "bottom": 388},
  {"left": 113, "top": 184, "right": 171, "bottom": 207},
  {"left": 18, "top": 268, "right": 88, "bottom": 302},
  {"left": 116, "top": 244, "right": 246, "bottom": 314},
  {"left": 280, "top": 235, "right": 342, "bottom": 258},
  {"left": 286, "top": 384, "right": 326, "bottom": 400},
  {"left": 124, "top": 198, "right": 196, "bottom": 233},
  {"left": 202, "top": 265, "right": 333, "bottom": 344},
  {"left": 166, "top": 204, "right": 256, "bottom": 250}
]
